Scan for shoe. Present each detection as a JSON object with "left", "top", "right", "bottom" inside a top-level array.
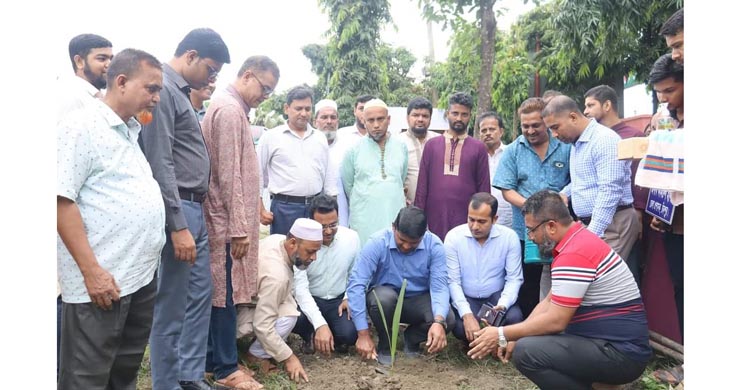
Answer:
[
  {"left": 334, "top": 344, "right": 349, "bottom": 353},
  {"left": 301, "top": 337, "right": 315, "bottom": 354},
  {"left": 179, "top": 379, "right": 214, "bottom": 390},
  {"left": 403, "top": 341, "right": 420, "bottom": 358},
  {"left": 376, "top": 351, "right": 392, "bottom": 366}
]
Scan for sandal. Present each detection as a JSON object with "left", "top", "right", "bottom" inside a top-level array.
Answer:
[
  {"left": 215, "top": 369, "right": 265, "bottom": 390},
  {"left": 653, "top": 365, "right": 684, "bottom": 385}
]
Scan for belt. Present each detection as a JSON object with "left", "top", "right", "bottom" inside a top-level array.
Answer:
[
  {"left": 270, "top": 193, "right": 320, "bottom": 205},
  {"left": 579, "top": 204, "right": 633, "bottom": 225},
  {"left": 179, "top": 189, "right": 206, "bottom": 203}
]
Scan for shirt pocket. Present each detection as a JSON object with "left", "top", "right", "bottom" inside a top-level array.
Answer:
[{"left": 544, "top": 161, "right": 570, "bottom": 190}]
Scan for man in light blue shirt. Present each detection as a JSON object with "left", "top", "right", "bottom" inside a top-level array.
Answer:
[
  {"left": 542, "top": 95, "right": 641, "bottom": 262},
  {"left": 347, "top": 206, "right": 454, "bottom": 365},
  {"left": 292, "top": 195, "right": 360, "bottom": 356},
  {"left": 444, "top": 193, "right": 524, "bottom": 343}
]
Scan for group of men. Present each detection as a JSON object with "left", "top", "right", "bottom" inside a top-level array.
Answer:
[{"left": 56, "top": 7, "right": 685, "bottom": 390}]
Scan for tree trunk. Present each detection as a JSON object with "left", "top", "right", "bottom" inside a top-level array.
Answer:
[{"left": 475, "top": 0, "right": 496, "bottom": 137}]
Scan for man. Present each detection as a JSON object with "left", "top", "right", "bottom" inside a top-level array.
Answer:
[
  {"left": 542, "top": 95, "right": 640, "bottom": 263},
  {"left": 56, "top": 33, "right": 113, "bottom": 120},
  {"left": 397, "top": 97, "right": 440, "bottom": 205},
  {"left": 584, "top": 85, "right": 649, "bottom": 284},
  {"left": 237, "top": 218, "right": 323, "bottom": 384},
  {"left": 444, "top": 192, "right": 523, "bottom": 344},
  {"left": 258, "top": 85, "right": 337, "bottom": 235},
  {"left": 347, "top": 206, "right": 455, "bottom": 366},
  {"left": 337, "top": 94, "right": 375, "bottom": 146},
  {"left": 292, "top": 195, "right": 360, "bottom": 356},
  {"left": 190, "top": 81, "right": 216, "bottom": 121},
  {"left": 313, "top": 99, "right": 351, "bottom": 227},
  {"left": 415, "top": 92, "right": 491, "bottom": 241},
  {"left": 139, "top": 28, "right": 231, "bottom": 390},
  {"left": 57, "top": 48, "right": 166, "bottom": 390},
  {"left": 493, "top": 97, "right": 571, "bottom": 318},
  {"left": 477, "top": 111, "right": 512, "bottom": 228},
  {"left": 467, "top": 190, "right": 651, "bottom": 390},
  {"left": 202, "top": 56, "right": 279, "bottom": 390},
  {"left": 341, "top": 98, "right": 409, "bottom": 244},
  {"left": 661, "top": 8, "right": 683, "bottom": 64}
]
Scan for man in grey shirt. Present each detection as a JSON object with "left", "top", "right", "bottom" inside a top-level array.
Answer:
[{"left": 139, "top": 28, "right": 231, "bottom": 390}]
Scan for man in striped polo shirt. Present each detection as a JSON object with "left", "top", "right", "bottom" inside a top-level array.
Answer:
[{"left": 467, "top": 190, "right": 651, "bottom": 390}]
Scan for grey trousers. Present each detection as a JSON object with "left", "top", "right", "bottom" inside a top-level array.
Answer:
[
  {"left": 601, "top": 207, "right": 641, "bottom": 261},
  {"left": 58, "top": 277, "right": 157, "bottom": 390}
]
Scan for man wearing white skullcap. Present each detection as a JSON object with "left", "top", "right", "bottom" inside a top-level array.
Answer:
[
  {"left": 341, "top": 98, "right": 409, "bottom": 244},
  {"left": 237, "top": 218, "right": 322, "bottom": 384}
]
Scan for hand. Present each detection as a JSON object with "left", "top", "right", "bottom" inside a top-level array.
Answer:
[
  {"left": 171, "top": 229, "right": 196, "bottom": 265},
  {"left": 462, "top": 314, "right": 481, "bottom": 342},
  {"left": 355, "top": 331, "right": 377, "bottom": 361},
  {"left": 425, "top": 322, "right": 447, "bottom": 354},
  {"left": 338, "top": 299, "right": 351, "bottom": 320},
  {"left": 493, "top": 304, "right": 506, "bottom": 311},
  {"left": 260, "top": 208, "right": 274, "bottom": 226},
  {"left": 230, "top": 236, "right": 250, "bottom": 260},
  {"left": 82, "top": 265, "right": 121, "bottom": 310},
  {"left": 499, "top": 341, "right": 516, "bottom": 363},
  {"left": 467, "top": 326, "right": 499, "bottom": 360},
  {"left": 283, "top": 354, "right": 309, "bottom": 383},
  {"left": 314, "top": 325, "right": 335, "bottom": 357},
  {"left": 650, "top": 216, "right": 670, "bottom": 233}
]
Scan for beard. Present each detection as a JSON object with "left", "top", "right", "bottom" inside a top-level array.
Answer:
[
  {"left": 323, "top": 130, "right": 337, "bottom": 142},
  {"left": 84, "top": 63, "right": 106, "bottom": 90},
  {"left": 356, "top": 117, "right": 365, "bottom": 130},
  {"left": 410, "top": 126, "right": 427, "bottom": 137},
  {"left": 450, "top": 121, "right": 467, "bottom": 134},
  {"left": 537, "top": 231, "right": 557, "bottom": 259},
  {"left": 369, "top": 131, "right": 385, "bottom": 142},
  {"left": 292, "top": 252, "right": 309, "bottom": 270}
]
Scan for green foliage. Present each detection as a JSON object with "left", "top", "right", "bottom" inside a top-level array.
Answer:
[
  {"left": 252, "top": 92, "right": 287, "bottom": 129},
  {"left": 373, "top": 279, "right": 408, "bottom": 367}
]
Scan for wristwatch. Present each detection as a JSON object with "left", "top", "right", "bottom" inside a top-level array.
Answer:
[
  {"left": 434, "top": 318, "right": 447, "bottom": 331},
  {"left": 497, "top": 326, "right": 508, "bottom": 348}
]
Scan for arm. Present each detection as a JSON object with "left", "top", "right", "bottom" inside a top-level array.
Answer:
[
  {"left": 496, "top": 238, "right": 523, "bottom": 309},
  {"left": 253, "top": 274, "right": 294, "bottom": 362},
  {"left": 588, "top": 136, "right": 630, "bottom": 236},
  {"left": 475, "top": 147, "right": 491, "bottom": 193},
  {"left": 340, "top": 147, "right": 355, "bottom": 199},
  {"left": 495, "top": 144, "right": 524, "bottom": 208},
  {"left": 428, "top": 237, "right": 450, "bottom": 320},
  {"left": 346, "top": 239, "right": 381, "bottom": 331},
  {"left": 414, "top": 142, "right": 430, "bottom": 209},
  {"left": 256, "top": 133, "right": 273, "bottom": 223},
  {"left": 293, "top": 268, "right": 327, "bottom": 330},
  {"left": 501, "top": 189, "right": 526, "bottom": 209},
  {"left": 323, "top": 138, "right": 338, "bottom": 197},
  {"left": 444, "top": 232, "right": 471, "bottom": 318}
]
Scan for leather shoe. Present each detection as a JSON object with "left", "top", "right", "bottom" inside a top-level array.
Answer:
[
  {"left": 179, "top": 379, "right": 214, "bottom": 390},
  {"left": 301, "top": 337, "right": 314, "bottom": 354}
]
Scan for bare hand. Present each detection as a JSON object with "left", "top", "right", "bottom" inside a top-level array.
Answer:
[
  {"left": 500, "top": 341, "right": 516, "bottom": 363},
  {"left": 338, "top": 299, "right": 351, "bottom": 320},
  {"left": 356, "top": 332, "right": 377, "bottom": 361},
  {"left": 283, "top": 354, "right": 309, "bottom": 383},
  {"left": 425, "top": 323, "right": 447, "bottom": 354},
  {"left": 650, "top": 216, "right": 670, "bottom": 233},
  {"left": 171, "top": 229, "right": 196, "bottom": 265},
  {"left": 314, "top": 325, "right": 335, "bottom": 357},
  {"left": 260, "top": 209, "right": 274, "bottom": 226},
  {"left": 83, "top": 265, "right": 121, "bottom": 310},
  {"left": 230, "top": 236, "right": 250, "bottom": 260},
  {"left": 467, "top": 326, "right": 499, "bottom": 360},
  {"left": 462, "top": 314, "right": 481, "bottom": 342}
]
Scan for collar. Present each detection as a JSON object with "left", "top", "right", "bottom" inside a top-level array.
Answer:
[
  {"left": 70, "top": 75, "right": 101, "bottom": 98},
  {"left": 576, "top": 118, "right": 598, "bottom": 145},
  {"left": 487, "top": 143, "right": 505, "bottom": 157},
  {"left": 443, "top": 131, "right": 469, "bottom": 141},
  {"left": 552, "top": 222, "right": 586, "bottom": 257},
  {"left": 388, "top": 230, "right": 427, "bottom": 252},
  {"left": 95, "top": 100, "right": 141, "bottom": 138},
  {"left": 461, "top": 223, "right": 502, "bottom": 240},
  {"left": 283, "top": 123, "right": 315, "bottom": 139},
  {"left": 162, "top": 64, "right": 192, "bottom": 96},
  {"left": 279, "top": 240, "right": 293, "bottom": 268},
  {"left": 226, "top": 84, "right": 250, "bottom": 115}
]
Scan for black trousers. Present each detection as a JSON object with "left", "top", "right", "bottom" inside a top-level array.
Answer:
[
  {"left": 58, "top": 277, "right": 157, "bottom": 390},
  {"left": 518, "top": 240, "right": 543, "bottom": 318},
  {"left": 664, "top": 231, "right": 684, "bottom": 339},
  {"left": 292, "top": 294, "right": 358, "bottom": 347}
]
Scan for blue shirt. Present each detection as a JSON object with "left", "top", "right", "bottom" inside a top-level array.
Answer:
[
  {"left": 561, "top": 119, "right": 633, "bottom": 236},
  {"left": 346, "top": 228, "right": 449, "bottom": 331},
  {"left": 444, "top": 224, "right": 523, "bottom": 318},
  {"left": 493, "top": 131, "right": 571, "bottom": 240}
]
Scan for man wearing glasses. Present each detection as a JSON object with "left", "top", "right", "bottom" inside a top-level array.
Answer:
[
  {"left": 292, "top": 195, "right": 360, "bottom": 356},
  {"left": 201, "top": 55, "right": 279, "bottom": 390},
  {"left": 138, "top": 28, "right": 231, "bottom": 390}
]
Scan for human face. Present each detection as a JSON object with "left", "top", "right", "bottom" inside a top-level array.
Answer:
[
  {"left": 291, "top": 238, "right": 322, "bottom": 270},
  {"left": 393, "top": 227, "right": 423, "bottom": 254},
  {"left": 315, "top": 107, "right": 339, "bottom": 131},
  {"left": 653, "top": 77, "right": 684, "bottom": 113},
  {"left": 524, "top": 215, "right": 556, "bottom": 258},
  {"left": 79, "top": 47, "right": 113, "bottom": 90},
  {"left": 543, "top": 112, "right": 580, "bottom": 144},
  {"left": 447, "top": 104, "right": 471, "bottom": 134},
  {"left": 354, "top": 101, "right": 367, "bottom": 129},
  {"left": 284, "top": 97, "right": 313, "bottom": 132},
  {"left": 119, "top": 62, "right": 163, "bottom": 118},
  {"left": 186, "top": 50, "right": 224, "bottom": 89},
  {"left": 192, "top": 82, "right": 215, "bottom": 104},
  {"left": 364, "top": 107, "right": 390, "bottom": 143},
  {"left": 520, "top": 111, "right": 549, "bottom": 147},
  {"left": 479, "top": 117, "right": 503, "bottom": 152},
  {"left": 665, "top": 31, "right": 684, "bottom": 64},
  {"left": 313, "top": 210, "right": 339, "bottom": 246},
  {"left": 407, "top": 108, "right": 432, "bottom": 138},
  {"left": 242, "top": 70, "right": 278, "bottom": 108},
  {"left": 468, "top": 203, "right": 497, "bottom": 241},
  {"left": 583, "top": 97, "right": 606, "bottom": 122}
]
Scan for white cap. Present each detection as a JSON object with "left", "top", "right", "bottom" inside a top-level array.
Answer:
[
  {"left": 315, "top": 99, "right": 338, "bottom": 112},
  {"left": 289, "top": 218, "right": 323, "bottom": 241},
  {"left": 363, "top": 98, "right": 388, "bottom": 112}
]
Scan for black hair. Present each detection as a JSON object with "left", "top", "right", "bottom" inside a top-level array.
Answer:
[
  {"left": 469, "top": 192, "right": 498, "bottom": 218},
  {"left": 393, "top": 206, "right": 427, "bottom": 239},
  {"left": 106, "top": 48, "right": 162, "bottom": 89},
  {"left": 660, "top": 8, "right": 684, "bottom": 36},
  {"left": 68, "top": 33, "right": 112, "bottom": 72},
  {"left": 286, "top": 85, "right": 314, "bottom": 105},
  {"left": 477, "top": 111, "right": 503, "bottom": 129},
  {"left": 649, "top": 53, "right": 684, "bottom": 85},
  {"left": 356, "top": 95, "right": 375, "bottom": 105},
  {"left": 584, "top": 85, "right": 618, "bottom": 108},
  {"left": 174, "top": 28, "right": 231, "bottom": 64},
  {"left": 237, "top": 55, "right": 279, "bottom": 79},
  {"left": 406, "top": 97, "right": 433, "bottom": 115},
  {"left": 448, "top": 92, "right": 474, "bottom": 110},
  {"left": 521, "top": 190, "right": 573, "bottom": 225},
  {"left": 541, "top": 95, "right": 581, "bottom": 118},
  {"left": 309, "top": 194, "right": 338, "bottom": 216}
]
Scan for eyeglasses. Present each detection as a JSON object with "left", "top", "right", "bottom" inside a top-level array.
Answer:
[
  {"left": 205, "top": 62, "right": 219, "bottom": 79},
  {"left": 526, "top": 219, "right": 553, "bottom": 238},
  {"left": 321, "top": 222, "right": 339, "bottom": 230},
  {"left": 252, "top": 73, "right": 274, "bottom": 96}
]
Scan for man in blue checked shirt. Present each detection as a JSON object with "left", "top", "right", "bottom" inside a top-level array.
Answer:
[
  {"left": 542, "top": 95, "right": 641, "bottom": 262},
  {"left": 346, "top": 206, "right": 455, "bottom": 366}
]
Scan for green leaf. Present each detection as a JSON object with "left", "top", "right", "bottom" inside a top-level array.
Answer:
[{"left": 391, "top": 279, "right": 408, "bottom": 366}]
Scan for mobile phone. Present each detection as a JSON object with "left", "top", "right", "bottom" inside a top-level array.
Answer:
[{"left": 476, "top": 303, "right": 507, "bottom": 327}]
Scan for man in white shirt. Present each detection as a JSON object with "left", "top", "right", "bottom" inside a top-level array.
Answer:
[
  {"left": 57, "top": 33, "right": 113, "bottom": 121},
  {"left": 477, "top": 112, "right": 513, "bottom": 228},
  {"left": 444, "top": 192, "right": 524, "bottom": 344},
  {"left": 314, "top": 99, "right": 353, "bottom": 227},
  {"left": 292, "top": 195, "right": 360, "bottom": 356},
  {"left": 397, "top": 96, "right": 440, "bottom": 205},
  {"left": 258, "top": 85, "right": 338, "bottom": 235},
  {"left": 337, "top": 94, "right": 374, "bottom": 148}
]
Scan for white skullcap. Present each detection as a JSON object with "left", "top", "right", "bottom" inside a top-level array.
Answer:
[
  {"left": 363, "top": 98, "right": 388, "bottom": 112},
  {"left": 315, "top": 99, "right": 338, "bottom": 112},
  {"left": 289, "top": 218, "right": 323, "bottom": 241}
]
